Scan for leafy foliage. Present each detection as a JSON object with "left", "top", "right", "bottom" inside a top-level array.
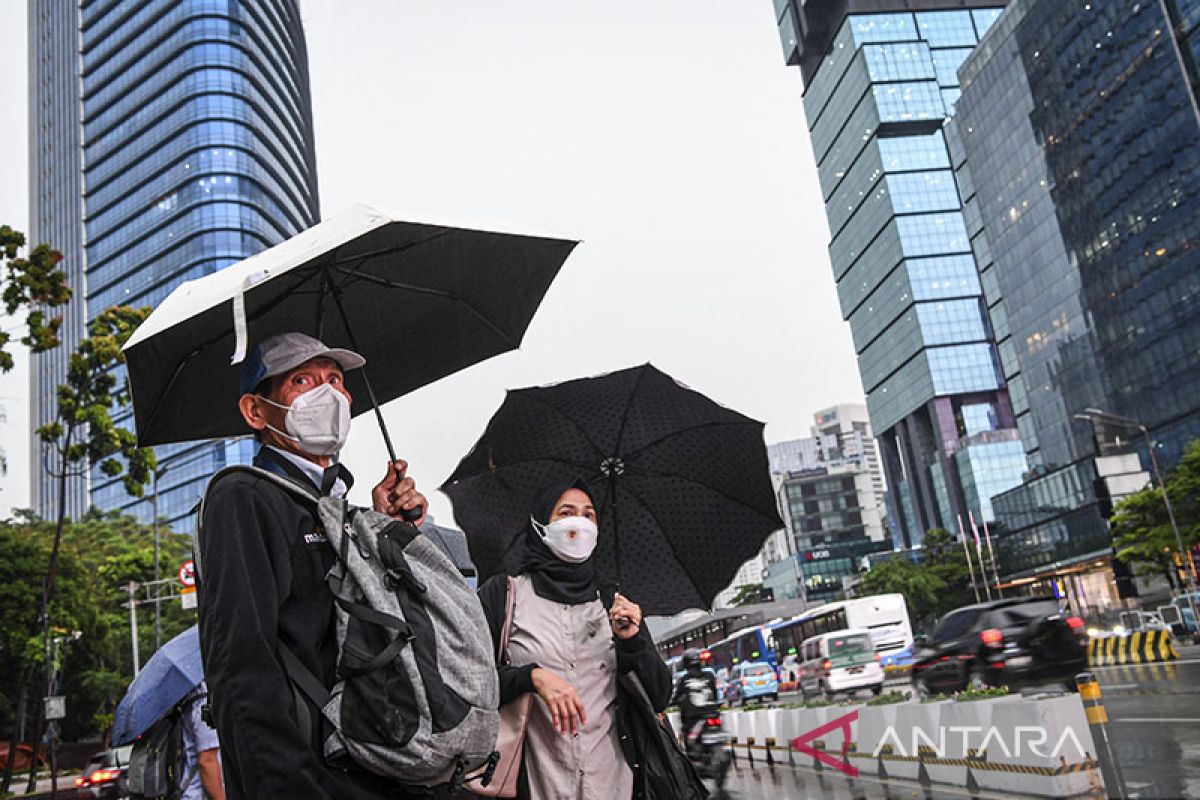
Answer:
[
  {"left": 0, "top": 225, "right": 71, "bottom": 372},
  {"left": 859, "top": 528, "right": 978, "bottom": 630},
  {"left": 954, "top": 685, "right": 1010, "bottom": 702},
  {"left": 36, "top": 306, "right": 156, "bottom": 496},
  {"left": 0, "top": 511, "right": 194, "bottom": 741},
  {"left": 1110, "top": 439, "right": 1200, "bottom": 587},
  {"left": 866, "top": 690, "right": 912, "bottom": 706},
  {"left": 728, "top": 583, "right": 765, "bottom": 607}
]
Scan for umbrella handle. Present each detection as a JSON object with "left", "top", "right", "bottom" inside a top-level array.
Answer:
[{"left": 327, "top": 273, "right": 422, "bottom": 524}]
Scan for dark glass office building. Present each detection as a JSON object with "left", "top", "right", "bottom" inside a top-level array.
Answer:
[
  {"left": 773, "top": 0, "right": 1026, "bottom": 549},
  {"left": 29, "top": 0, "right": 320, "bottom": 529},
  {"left": 953, "top": 0, "right": 1200, "bottom": 597}
]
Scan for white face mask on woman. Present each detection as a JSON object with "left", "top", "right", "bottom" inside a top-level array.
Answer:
[
  {"left": 261, "top": 383, "right": 351, "bottom": 456},
  {"left": 531, "top": 515, "right": 599, "bottom": 563}
]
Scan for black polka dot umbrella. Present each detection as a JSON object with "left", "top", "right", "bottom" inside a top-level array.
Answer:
[{"left": 440, "top": 364, "right": 785, "bottom": 615}]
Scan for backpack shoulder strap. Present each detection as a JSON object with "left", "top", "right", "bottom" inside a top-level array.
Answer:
[
  {"left": 499, "top": 575, "right": 517, "bottom": 665},
  {"left": 193, "top": 464, "right": 319, "bottom": 583}
]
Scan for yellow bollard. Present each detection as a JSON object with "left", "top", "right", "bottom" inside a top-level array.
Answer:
[{"left": 1076, "top": 672, "right": 1126, "bottom": 799}]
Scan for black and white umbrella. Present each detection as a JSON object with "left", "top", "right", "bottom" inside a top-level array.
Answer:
[{"left": 123, "top": 203, "right": 578, "bottom": 461}]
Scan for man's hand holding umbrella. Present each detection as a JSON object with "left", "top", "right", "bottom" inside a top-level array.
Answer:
[{"left": 373, "top": 459, "right": 428, "bottom": 525}]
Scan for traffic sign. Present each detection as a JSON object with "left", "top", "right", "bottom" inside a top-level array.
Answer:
[
  {"left": 44, "top": 696, "right": 66, "bottom": 721},
  {"left": 178, "top": 560, "right": 196, "bottom": 587}
]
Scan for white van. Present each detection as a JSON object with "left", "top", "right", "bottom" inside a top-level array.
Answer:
[{"left": 798, "top": 628, "right": 884, "bottom": 700}]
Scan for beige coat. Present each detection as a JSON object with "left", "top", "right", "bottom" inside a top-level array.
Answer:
[{"left": 506, "top": 575, "right": 633, "bottom": 800}]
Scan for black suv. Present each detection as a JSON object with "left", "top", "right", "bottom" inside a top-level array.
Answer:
[{"left": 911, "top": 597, "right": 1088, "bottom": 696}]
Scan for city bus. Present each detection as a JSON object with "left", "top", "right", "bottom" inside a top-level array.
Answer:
[
  {"left": 771, "top": 594, "right": 913, "bottom": 676},
  {"left": 705, "top": 624, "right": 776, "bottom": 676}
]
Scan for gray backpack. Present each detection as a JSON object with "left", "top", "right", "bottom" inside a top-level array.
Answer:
[{"left": 195, "top": 466, "right": 500, "bottom": 788}]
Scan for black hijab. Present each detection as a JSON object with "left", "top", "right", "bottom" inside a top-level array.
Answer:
[{"left": 504, "top": 479, "right": 599, "bottom": 605}]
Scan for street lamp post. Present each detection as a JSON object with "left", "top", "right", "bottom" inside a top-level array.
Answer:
[
  {"left": 1075, "top": 408, "right": 1199, "bottom": 629},
  {"left": 150, "top": 448, "right": 197, "bottom": 651},
  {"left": 152, "top": 468, "right": 160, "bottom": 652}
]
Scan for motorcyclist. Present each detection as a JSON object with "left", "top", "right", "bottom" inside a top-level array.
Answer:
[{"left": 671, "top": 649, "right": 719, "bottom": 755}]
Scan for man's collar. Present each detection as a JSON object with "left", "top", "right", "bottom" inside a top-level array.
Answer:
[{"left": 260, "top": 446, "right": 352, "bottom": 498}]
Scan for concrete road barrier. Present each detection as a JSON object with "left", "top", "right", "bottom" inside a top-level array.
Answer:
[
  {"left": 722, "top": 691, "right": 1105, "bottom": 798},
  {"left": 1089, "top": 631, "right": 1180, "bottom": 666}
]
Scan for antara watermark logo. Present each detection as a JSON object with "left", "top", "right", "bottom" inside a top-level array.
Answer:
[
  {"left": 790, "top": 709, "right": 1090, "bottom": 778},
  {"left": 871, "top": 724, "right": 1088, "bottom": 761}
]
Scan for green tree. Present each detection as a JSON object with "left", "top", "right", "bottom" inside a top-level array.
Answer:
[
  {"left": 729, "top": 583, "right": 765, "bottom": 607},
  {"left": 0, "top": 225, "right": 71, "bottom": 372},
  {"left": 1110, "top": 438, "right": 1200, "bottom": 589},
  {"left": 0, "top": 513, "right": 193, "bottom": 755},
  {"left": 922, "top": 528, "right": 979, "bottom": 620},
  {"left": 19, "top": 306, "right": 155, "bottom": 792},
  {"left": 859, "top": 557, "right": 946, "bottom": 626},
  {"left": 859, "top": 529, "right": 979, "bottom": 631}
]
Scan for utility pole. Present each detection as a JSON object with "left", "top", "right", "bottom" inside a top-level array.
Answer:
[
  {"left": 127, "top": 581, "right": 140, "bottom": 677},
  {"left": 153, "top": 468, "right": 161, "bottom": 652}
]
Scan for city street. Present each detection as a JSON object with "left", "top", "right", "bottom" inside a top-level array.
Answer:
[{"left": 1098, "top": 656, "right": 1200, "bottom": 799}]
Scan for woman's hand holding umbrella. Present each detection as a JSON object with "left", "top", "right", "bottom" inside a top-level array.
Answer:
[
  {"left": 608, "top": 593, "right": 642, "bottom": 640},
  {"left": 531, "top": 668, "right": 587, "bottom": 735},
  {"left": 372, "top": 459, "right": 428, "bottom": 525}
]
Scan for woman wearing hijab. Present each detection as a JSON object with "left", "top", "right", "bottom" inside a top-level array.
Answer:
[{"left": 476, "top": 479, "right": 672, "bottom": 799}]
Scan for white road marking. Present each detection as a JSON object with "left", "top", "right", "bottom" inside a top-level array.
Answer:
[{"left": 1092, "top": 657, "right": 1200, "bottom": 670}]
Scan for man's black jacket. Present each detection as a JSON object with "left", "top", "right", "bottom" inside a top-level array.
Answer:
[{"left": 197, "top": 449, "right": 405, "bottom": 799}]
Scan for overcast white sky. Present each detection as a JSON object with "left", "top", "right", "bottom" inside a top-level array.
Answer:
[{"left": 0, "top": 1, "right": 864, "bottom": 522}]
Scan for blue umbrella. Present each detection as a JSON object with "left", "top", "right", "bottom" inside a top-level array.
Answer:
[{"left": 112, "top": 625, "right": 203, "bottom": 745}]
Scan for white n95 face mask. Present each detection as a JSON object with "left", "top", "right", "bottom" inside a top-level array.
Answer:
[
  {"left": 262, "top": 383, "right": 351, "bottom": 456},
  {"left": 532, "top": 515, "right": 599, "bottom": 563}
]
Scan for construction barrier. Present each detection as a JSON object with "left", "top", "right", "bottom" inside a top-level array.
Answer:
[{"left": 1088, "top": 630, "right": 1179, "bottom": 666}]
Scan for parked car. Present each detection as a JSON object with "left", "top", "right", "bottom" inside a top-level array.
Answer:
[
  {"left": 75, "top": 745, "right": 132, "bottom": 799},
  {"left": 911, "top": 597, "right": 1088, "bottom": 697},
  {"left": 797, "top": 628, "right": 884, "bottom": 700},
  {"left": 730, "top": 661, "right": 779, "bottom": 705}
]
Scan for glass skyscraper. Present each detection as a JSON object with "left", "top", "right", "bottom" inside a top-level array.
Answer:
[
  {"left": 773, "top": 0, "right": 1026, "bottom": 549},
  {"left": 29, "top": 0, "right": 320, "bottom": 529},
  {"left": 952, "top": 0, "right": 1200, "bottom": 589}
]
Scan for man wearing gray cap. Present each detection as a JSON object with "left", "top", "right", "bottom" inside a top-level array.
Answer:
[{"left": 198, "top": 332, "right": 428, "bottom": 799}]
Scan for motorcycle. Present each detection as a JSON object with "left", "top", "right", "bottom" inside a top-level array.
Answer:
[{"left": 684, "top": 705, "right": 731, "bottom": 797}]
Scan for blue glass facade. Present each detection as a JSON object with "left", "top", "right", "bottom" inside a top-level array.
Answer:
[
  {"left": 775, "top": 1, "right": 1023, "bottom": 548},
  {"left": 31, "top": 0, "right": 320, "bottom": 530},
  {"left": 29, "top": 0, "right": 90, "bottom": 522},
  {"left": 954, "top": 0, "right": 1200, "bottom": 576}
]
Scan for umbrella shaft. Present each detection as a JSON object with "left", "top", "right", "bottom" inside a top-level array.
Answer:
[{"left": 327, "top": 275, "right": 420, "bottom": 523}]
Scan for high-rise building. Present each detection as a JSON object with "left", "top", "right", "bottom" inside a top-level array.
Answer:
[
  {"left": 28, "top": 0, "right": 90, "bottom": 523},
  {"left": 951, "top": 0, "right": 1200, "bottom": 602},
  {"left": 773, "top": 0, "right": 1027, "bottom": 549},
  {"left": 769, "top": 404, "right": 890, "bottom": 604},
  {"left": 29, "top": 0, "right": 320, "bottom": 529}
]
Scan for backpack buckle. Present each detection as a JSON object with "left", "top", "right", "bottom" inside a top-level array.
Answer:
[
  {"left": 448, "top": 755, "right": 468, "bottom": 791},
  {"left": 385, "top": 565, "right": 427, "bottom": 595},
  {"left": 479, "top": 751, "right": 501, "bottom": 787}
]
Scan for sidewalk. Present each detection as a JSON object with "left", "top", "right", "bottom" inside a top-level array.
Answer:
[{"left": 1, "top": 772, "right": 81, "bottom": 799}]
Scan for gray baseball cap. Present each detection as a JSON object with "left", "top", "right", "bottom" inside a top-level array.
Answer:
[{"left": 239, "top": 332, "right": 365, "bottom": 394}]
